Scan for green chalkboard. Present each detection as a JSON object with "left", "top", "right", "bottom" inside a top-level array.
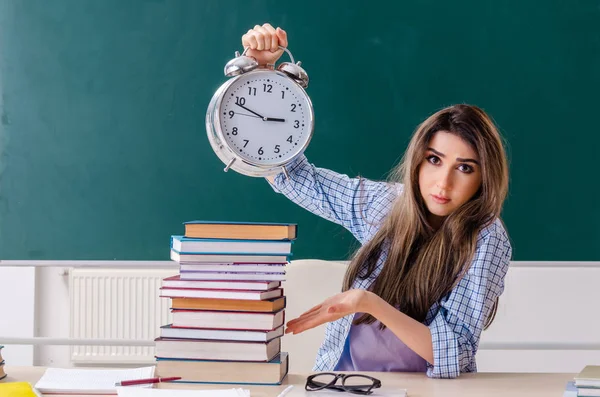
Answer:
[{"left": 0, "top": 1, "right": 599, "bottom": 261}]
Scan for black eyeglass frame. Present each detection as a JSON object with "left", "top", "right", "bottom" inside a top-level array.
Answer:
[{"left": 305, "top": 372, "right": 382, "bottom": 395}]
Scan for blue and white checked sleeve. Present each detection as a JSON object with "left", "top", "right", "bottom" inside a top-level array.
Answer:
[
  {"left": 426, "top": 220, "right": 512, "bottom": 378},
  {"left": 268, "top": 155, "right": 398, "bottom": 244}
]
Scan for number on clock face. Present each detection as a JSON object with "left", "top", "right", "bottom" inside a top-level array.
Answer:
[{"left": 219, "top": 72, "right": 312, "bottom": 166}]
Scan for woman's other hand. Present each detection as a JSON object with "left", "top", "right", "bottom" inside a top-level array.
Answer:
[{"left": 285, "top": 289, "right": 372, "bottom": 335}]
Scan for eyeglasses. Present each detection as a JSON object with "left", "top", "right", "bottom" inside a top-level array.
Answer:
[{"left": 305, "top": 372, "right": 382, "bottom": 395}]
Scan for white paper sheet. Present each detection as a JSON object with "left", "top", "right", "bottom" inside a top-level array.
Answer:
[
  {"left": 34, "top": 366, "right": 156, "bottom": 394},
  {"left": 116, "top": 387, "right": 251, "bottom": 397}
]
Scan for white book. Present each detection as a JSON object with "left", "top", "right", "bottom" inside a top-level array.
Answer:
[
  {"left": 155, "top": 337, "right": 280, "bottom": 361},
  {"left": 159, "top": 287, "right": 283, "bottom": 300},
  {"left": 162, "top": 276, "right": 281, "bottom": 291},
  {"left": 179, "top": 263, "right": 286, "bottom": 273},
  {"left": 171, "top": 249, "right": 289, "bottom": 264},
  {"left": 160, "top": 324, "right": 284, "bottom": 342},
  {"left": 171, "top": 308, "right": 285, "bottom": 330},
  {"left": 179, "top": 271, "right": 286, "bottom": 281},
  {"left": 578, "top": 388, "right": 600, "bottom": 397}
]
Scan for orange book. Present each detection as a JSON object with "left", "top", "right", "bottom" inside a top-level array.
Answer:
[
  {"left": 184, "top": 221, "right": 297, "bottom": 240},
  {"left": 170, "top": 296, "right": 285, "bottom": 312}
]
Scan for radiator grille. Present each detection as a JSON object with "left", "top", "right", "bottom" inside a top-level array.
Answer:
[{"left": 69, "top": 268, "right": 174, "bottom": 364}]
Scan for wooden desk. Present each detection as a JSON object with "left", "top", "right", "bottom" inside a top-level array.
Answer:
[{"left": 3, "top": 366, "right": 574, "bottom": 397}]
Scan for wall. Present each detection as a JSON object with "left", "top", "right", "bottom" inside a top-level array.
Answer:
[
  {"left": 35, "top": 266, "right": 71, "bottom": 367},
  {"left": 1, "top": 261, "right": 598, "bottom": 372},
  {"left": 0, "top": 267, "right": 34, "bottom": 366},
  {"left": 478, "top": 263, "right": 600, "bottom": 372}
]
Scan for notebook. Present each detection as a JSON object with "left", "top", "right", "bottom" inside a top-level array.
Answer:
[
  {"left": 575, "top": 365, "right": 600, "bottom": 387},
  {"left": 117, "top": 388, "right": 250, "bottom": 396},
  {"left": 34, "top": 366, "right": 155, "bottom": 394}
]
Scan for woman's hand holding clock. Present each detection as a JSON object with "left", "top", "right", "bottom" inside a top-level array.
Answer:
[{"left": 242, "top": 23, "right": 288, "bottom": 68}]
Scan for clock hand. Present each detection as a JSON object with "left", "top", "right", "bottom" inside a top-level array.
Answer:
[
  {"left": 265, "top": 117, "right": 286, "bottom": 122},
  {"left": 236, "top": 112, "right": 261, "bottom": 119},
  {"left": 235, "top": 103, "right": 266, "bottom": 120}
]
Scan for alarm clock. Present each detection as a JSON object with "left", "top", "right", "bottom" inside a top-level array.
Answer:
[{"left": 206, "top": 46, "right": 314, "bottom": 178}]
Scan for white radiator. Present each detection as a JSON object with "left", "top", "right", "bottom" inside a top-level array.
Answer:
[{"left": 69, "top": 268, "right": 174, "bottom": 364}]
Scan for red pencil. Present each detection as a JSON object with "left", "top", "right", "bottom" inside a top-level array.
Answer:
[{"left": 115, "top": 376, "right": 182, "bottom": 386}]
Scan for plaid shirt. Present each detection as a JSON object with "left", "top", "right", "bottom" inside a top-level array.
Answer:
[{"left": 269, "top": 155, "right": 512, "bottom": 379}]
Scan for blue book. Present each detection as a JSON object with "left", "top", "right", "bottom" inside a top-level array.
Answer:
[
  {"left": 155, "top": 352, "right": 289, "bottom": 385},
  {"left": 171, "top": 236, "right": 293, "bottom": 256},
  {"left": 183, "top": 221, "right": 297, "bottom": 241}
]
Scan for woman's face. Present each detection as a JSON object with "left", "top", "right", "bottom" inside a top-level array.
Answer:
[{"left": 418, "top": 131, "right": 482, "bottom": 228}]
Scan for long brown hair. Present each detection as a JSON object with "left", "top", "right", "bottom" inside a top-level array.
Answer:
[{"left": 343, "top": 104, "right": 509, "bottom": 330}]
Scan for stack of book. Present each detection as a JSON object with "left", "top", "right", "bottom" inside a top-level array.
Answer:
[
  {"left": 155, "top": 221, "right": 297, "bottom": 386},
  {"left": 565, "top": 365, "right": 600, "bottom": 397},
  {"left": 0, "top": 345, "right": 5, "bottom": 380}
]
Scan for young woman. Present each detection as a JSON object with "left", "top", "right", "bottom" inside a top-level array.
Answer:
[{"left": 242, "top": 23, "right": 512, "bottom": 379}]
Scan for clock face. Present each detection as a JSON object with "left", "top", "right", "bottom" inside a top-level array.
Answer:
[{"left": 217, "top": 71, "right": 313, "bottom": 166}]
